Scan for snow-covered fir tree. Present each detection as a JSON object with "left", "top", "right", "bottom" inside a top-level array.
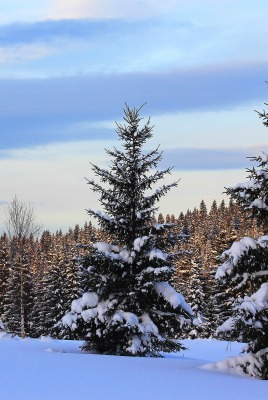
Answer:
[
  {"left": 216, "top": 106, "right": 268, "bottom": 379},
  {"left": 186, "top": 254, "right": 209, "bottom": 338},
  {"left": 61, "top": 104, "right": 192, "bottom": 356},
  {"left": 216, "top": 236, "right": 268, "bottom": 379}
]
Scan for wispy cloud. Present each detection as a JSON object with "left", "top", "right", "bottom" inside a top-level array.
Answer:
[
  {"left": 2, "top": 62, "right": 267, "bottom": 116},
  {"left": 0, "top": 19, "right": 146, "bottom": 46},
  {"left": 0, "top": 61, "right": 266, "bottom": 132},
  {"left": 0, "top": 7, "right": 266, "bottom": 77},
  {"left": 0, "top": 0, "right": 254, "bottom": 24},
  {"left": 0, "top": 18, "right": 194, "bottom": 53},
  {"left": 47, "top": 0, "right": 188, "bottom": 20}
]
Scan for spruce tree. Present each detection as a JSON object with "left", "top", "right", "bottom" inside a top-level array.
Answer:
[
  {"left": 186, "top": 254, "right": 209, "bottom": 338},
  {"left": 216, "top": 103, "right": 268, "bottom": 379},
  {"left": 61, "top": 104, "right": 192, "bottom": 356}
]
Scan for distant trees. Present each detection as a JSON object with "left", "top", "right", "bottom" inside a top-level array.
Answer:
[
  {"left": 3, "top": 197, "right": 42, "bottom": 338},
  {"left": 0, "top": 221, "right": 97, "bottom": 338},
  {"left": 0, "top": 191, "right": 262, "bottom": 343}
]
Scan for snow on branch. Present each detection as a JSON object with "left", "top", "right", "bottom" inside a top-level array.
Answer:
[
  {"left": 87, "top": 209, "right": 114, "bottom": 223},
  {"left": 149, "top": 249, "right": 168, "bottom": 261},
  {"left": 93, "top": 241, "right": 136, "bottom": 263},
  {"left": 254, "top": 151, "right": 268, "bottom": 164},
  {"left": 230, "top": 179, "right": 259, "bottom": 191},
  {"left": 133, "top": 236, "right": 148, "bottom": 251},
  {"left": 250, "top": 199, "right": 268, "bottom": 210},
  {"left": 93, "top": 241, "right": 120, "bottom": 253},
  {"left": 217, "top": 283, "right": 268, "bottom": 335},
  {"left": 154, "top": 282, "right": 192, "bottom": 314},
  {"left": 216, "top": 235, "right": 268, "bottom": 280}
]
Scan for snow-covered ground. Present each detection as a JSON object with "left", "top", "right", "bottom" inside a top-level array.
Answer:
[{"left": 0, "top": 336, "right": 266, "bottom": 400}]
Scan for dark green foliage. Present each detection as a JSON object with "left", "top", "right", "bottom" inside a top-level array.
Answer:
[
  {"left": 61, "top": 105, "right": 192, "bottom": 356},
  {"left": 216, "top": 100, "right": 268, "bottom": 379}
]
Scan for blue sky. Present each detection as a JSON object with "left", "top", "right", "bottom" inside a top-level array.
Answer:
[{"left": 0, "top": 0, "right": 267, "bottom": 232}]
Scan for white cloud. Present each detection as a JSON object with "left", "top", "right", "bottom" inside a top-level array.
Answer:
[
  {"left": 46, "top": 0, "right": 255, "bottom": 22},
  {"left": 48, "top": 0, "right": 183, "bottom": 20}
]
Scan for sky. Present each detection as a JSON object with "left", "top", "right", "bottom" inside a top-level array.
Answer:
[{"left": 0, "top": 0, "right": 268, "bottom": 233}]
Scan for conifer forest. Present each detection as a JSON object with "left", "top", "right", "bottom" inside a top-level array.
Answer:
[{"left": 1, "top": 104, "right": 268, "bottom": 379}]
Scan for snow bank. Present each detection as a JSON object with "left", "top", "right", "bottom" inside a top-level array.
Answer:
[
  {"left": 202, "top": 348, "right": 268, "bottom": 379},
  {"left": 0, "top": 331, "right": 12, "bottom": 339},
  {"left": 0, "top": 337, "right": 264, "bottom": 399}
]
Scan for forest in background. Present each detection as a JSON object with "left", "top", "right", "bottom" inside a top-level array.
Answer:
[{"left": 0, "top": 197, "right": 262, "bottom": 340}]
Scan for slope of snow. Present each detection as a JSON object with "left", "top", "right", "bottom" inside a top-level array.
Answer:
[{"left": 0, "top": 337, "right": 265, "bottom": 400}]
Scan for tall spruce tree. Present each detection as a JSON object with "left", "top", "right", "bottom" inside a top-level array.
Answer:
[
  {"left": 216, "top": 104, "right": 268, "bottom": 379},
  {"left": 61, "top": 104, "right": 192, "bottom": 356}
]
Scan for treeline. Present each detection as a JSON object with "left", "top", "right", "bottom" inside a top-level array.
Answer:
[
  {"left": 160, "top": 198, "right": 262, "bottom": 337},
  {"left": 0, "top": 222, "right": 103, "bottom": 338},
  {"left": 0, "top": 199, "right": 262, "bottom": 339}
]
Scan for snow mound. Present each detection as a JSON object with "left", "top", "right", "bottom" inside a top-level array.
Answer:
[
  {"left": 202, "top": 347, "right": 268, "bottom": 379},
  {"left": 0, "top": 331, "right": 13, "bottom": 340}
]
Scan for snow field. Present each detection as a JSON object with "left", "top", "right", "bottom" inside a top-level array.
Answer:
[{"left": 0, "top": 337, "right": 266, "bottom": 400}]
